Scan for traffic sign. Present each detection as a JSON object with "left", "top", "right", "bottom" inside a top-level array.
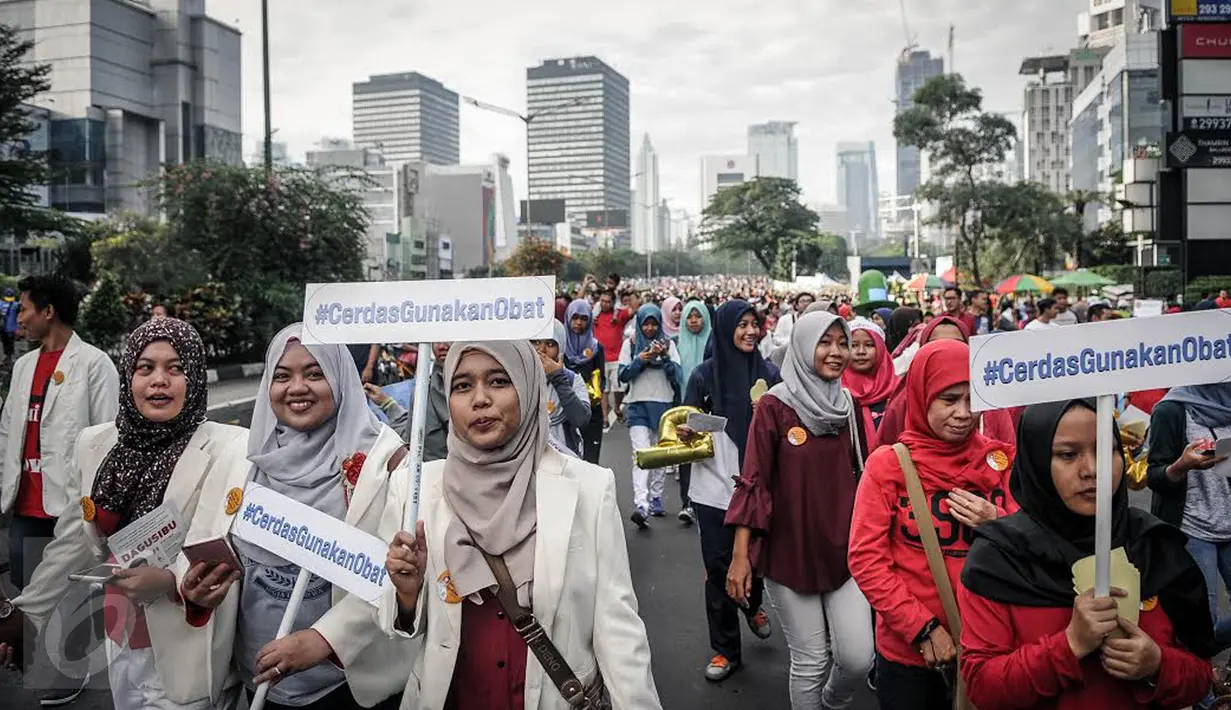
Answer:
[
  {"left": 1170, "top": 0, "right": 1231, "bottom": 22},
  {"left": 1166, "top": 130, "right": 1231, "bottom": 167}
]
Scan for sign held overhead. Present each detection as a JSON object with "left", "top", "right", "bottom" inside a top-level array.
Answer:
[
  {"left": 301, "top": 276, "right": 557, "bottom": 345},
  {"left": 968, "top": 310, "right": 1231, "bottom": 412}
]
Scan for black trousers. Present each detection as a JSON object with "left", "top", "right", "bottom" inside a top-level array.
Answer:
[
  {"left": 678, "top": 463, "right": 692, "bottom": 508},
  {"left": 875, "top": 653, "right": 953, "bottom": 710},
  {"left": 247, "top": 684, "right": 402, "bottom": 710},
  {"left": 580, "top": 417, "right": 603, "bottom": 465},
  {"left": 8, "top": 514, "right": 56, "bottom": 590},
  {"left": 694, "top": 503, "right": 762, "bottom": 664}
]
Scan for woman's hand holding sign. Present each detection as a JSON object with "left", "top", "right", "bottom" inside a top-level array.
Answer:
[
  {"left": 253, "top": 629, "right": 335, "bottom": 685},
  {"left": 387, "top": 521, "right": 428, "bottom": 628}
]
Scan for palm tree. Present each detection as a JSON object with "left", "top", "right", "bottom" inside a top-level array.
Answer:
[{"left": 1065, "top": 189, "right": 1105, "bottom": 268}]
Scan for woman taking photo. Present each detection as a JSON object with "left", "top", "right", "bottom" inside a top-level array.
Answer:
[
  {"left": 842, "top": 317, "right": 898, "bottom": 453},
  {"left": 848, "top": 339, "right": 1016, "bottom": 710},
  {"left": 176, "top": 323, "right": 411, "bottom": 710},
  {"left": 960, "top": 398, "right": 1214, "bottom": 709},
  {"left": 562, "top": 299, "right": 605, "bottom": 464},
  {"left": 380, "top": 340, "right": 661, "bottom": 709},
  {"left": 726, "top": 311, "right": 874, "bottom": 709},
  {"left": 6, "top": 319, "right": 247, "bottom": 709},
  {"left": 680, "top": 299, "right": 778, "bottom": 682}
]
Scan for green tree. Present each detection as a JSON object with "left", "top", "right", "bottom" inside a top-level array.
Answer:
[
  {"left": 700, "top": 177, "right": 838, "bottom": 280},
  {"left": 0, "top": 23, "right": 75, "bottom": 237},
  {"left": 1086, "top": 220, "right": 1131, "bottom": 266},
  {"left": 1065, "top": 189, "right": 1105, "bottom": 267},
  {"left": 90, "top": 214, "right": 208, "bottom": 296},
  {"left": 504, "top": 238, "right": 565, "bottom": 278},
  {"left": 894, "top": 74, "right": 1016, "bottom": 284},
  {"left": 77, "top": 273, "right": 129, "bottom": 355},
  {"left": 981, "top": 181, "right": 1072, "bottom": 276}
]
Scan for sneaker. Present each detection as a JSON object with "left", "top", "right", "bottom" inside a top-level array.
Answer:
[
  {"left": 649, "top": 497, "right": 667, "bottom": 517},
  {"left": 630, "top": 507, "right": 649, "bottom": 529},
  {"left": 705, "top": 654, "right": 740, "bottom": 682},
  {"left": 747, "top": 609, "right": 773, "bottom": 639},
  {"left": 40, "top": 677, "right": 87, "bottom": 707},
  {"left": 866, "top": 666, "right": 877, "bottom": 692},
  {"left": 677, "top": 506, "right": 696, "bottom": 525}
]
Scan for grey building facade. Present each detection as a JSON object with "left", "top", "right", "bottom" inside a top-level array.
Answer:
[
  {"left": 1, "top": 0, "right": 242, "bottom": 216},
  {"left": 895, "top": 50, "right": 944, "bottom": 199},
  {"left": 837, "top": 141, "right": 880, "bottom": 248},
  {"left": 352, "top": 72, "right": 460, "bottom": 165},
  {"left": 526, "top": 56, "right": 631, "bottom": 224}
]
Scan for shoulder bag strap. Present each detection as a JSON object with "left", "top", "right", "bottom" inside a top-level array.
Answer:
[
  {"left": 892, "top": 443, "right": 974, "bottom": 710},
  {"left": 843, "top": 389, "right": 864, "bottom": 475},
  {"left": 470, "top": 538, "right": 590, "bottom": 708}
]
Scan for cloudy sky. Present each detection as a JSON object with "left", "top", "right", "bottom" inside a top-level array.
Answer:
[{"left": 210, "top": 0, "right": 1089, "bottom": 216}]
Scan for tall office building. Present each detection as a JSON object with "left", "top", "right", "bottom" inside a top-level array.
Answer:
[
  {"left": 1020, "top": 55, "right": 1075, "bottom": 195},
  {"left": 352, "top": 72, "right": 460, "bottom": 165},
  {"left": 526, "top": 57, "right": 631, "bottom": 224},
  {"left": 836, "top": 142, "right": 880, "bottom": 248},
  {"left": 747, "top": 121, "right": 798, "bottom": 181},
  {"left": 895, "top": 50, "right": 945, "bottom": 199},
  {"left": 700, "top": 155, "right": 757, "bottom": 210},
  {"left": 305, "top": 140, "right": 396, "bottom": 279},
  {"left": 1078, "top": 0, "right": 1161, "bottom": 48},
  {"left": 0, "top": 0, "right": 242, "bottom": 216},
  {"left": 632, "top": 134, "right": 661, "bottom": 253}
]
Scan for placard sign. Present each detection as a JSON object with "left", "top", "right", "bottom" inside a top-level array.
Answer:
[
  {"left": 301, "top": 276, "right": 556, "bottom": 345},
  {"left": 107, "top": 501, "right": 185, "bottom": 568},
  {"left": 230, "top": 483, "right": 389, "bottom": 604},
  {"left": 968, "top": 309, "right": 1231, "bottom": 411}
]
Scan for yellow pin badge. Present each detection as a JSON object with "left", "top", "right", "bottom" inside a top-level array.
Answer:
[
  {"left": 438, "top": 570, "right": 462, "bottom": 604},
  {"left": 986, "top": 450, "right": 1010, "bottom": 472},
  {"left": 584, "top": 347, "right": 593, "bottom": 358},
  {"left": 546, "top": 400, "right": 557, "bottom": 414},
  {"left": 787, "top": 427, "right": 808, "bottom": 446},
  {"left": 1141, "top": 596, "right": 1159, "bottom": 612},
  {"left": 52, "top": 370, "right": 65, "bottom": 386},
  {"left": 224, "top": 487, "right": 244, "bottom": 516},
  {"left": 80, "top": 496, "right": 96, "bottom": 522}
]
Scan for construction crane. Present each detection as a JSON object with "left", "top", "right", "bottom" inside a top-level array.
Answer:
[{"left": 898, "top": 0, "right": 917, "bottom": 62}]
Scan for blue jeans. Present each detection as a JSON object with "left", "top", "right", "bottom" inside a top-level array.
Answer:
[{"left": 1184, "top": 536, "right": 1231, "bottom": 653}]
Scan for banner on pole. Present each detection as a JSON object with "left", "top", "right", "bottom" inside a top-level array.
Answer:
[
  {"left": 968, "top": 309, "right": 1231, "bottom": 412},
  {"left": 301, "top": 276, "right": 557, "bottom": 345},
  {"left": 230, "top": 483, "right": 389, "bottom": 604}
]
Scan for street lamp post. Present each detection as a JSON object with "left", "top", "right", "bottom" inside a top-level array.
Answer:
[{"left": 261, "top": 0, "right": 273, "bottom": 173}]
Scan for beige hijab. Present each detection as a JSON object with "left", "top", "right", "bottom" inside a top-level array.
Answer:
[{"left": 442, "top": 340, "right": 549, "bottom": 607}]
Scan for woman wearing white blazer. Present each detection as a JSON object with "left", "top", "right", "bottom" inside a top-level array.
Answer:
[
  {"left": 3, "top": 318, "right": 247, "bottom": 709},
  {"left": 174, "top": 323, "right": 411, "bottom": 710},
  {"left": 380, "top": 339, "right": 661, "bottom": 710}
]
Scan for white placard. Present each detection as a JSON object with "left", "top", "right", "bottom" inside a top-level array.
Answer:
[
  {"left": 1133, "top": 299, "right": 1164, "bottom": 318},
  {"left": 968, "top": 309, "right": 1231, "bottom": 412},
  {"left": 229, "top": 483, "right": 389, "bottom": 604},
  {"left": 107, "top": 501, "right": 185, "bottom": 569},
  {"left": 301, "top": 276, "right": 557, "bottom": 345},
  {"left": 1183, "top": 95, "right": 1231, "bottom": 118}
]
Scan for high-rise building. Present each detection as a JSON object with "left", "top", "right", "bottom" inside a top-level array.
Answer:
[
  {"left": 0, "top": 0, "right": 242, "bottom": 216},
  {"left": 352, "top": 72, "right": 460, "bottom": 165},
  {"left": 305, "top": 140, "right": 396, "bottom": 279},
  {"left": 747, "top": 121, "right": 798, "bottom": 181},
  {"left": 836, "top": 142, "right": 880, "bottom": 248},
  {"left": 895, "top": 50, "right": 945, "bottom": 199},
  {"left": 700, "top": 155, "right": 757, "bottom": 211},
  {"left": 1078, "top": 0, "right": 1161, "bottom": 48},
  {"left": 1020, "top": 55, "right": 1076, "bottom": 194},
  {"left": 632, "top": 134, "right": 661, "bottom": 253},
  {"left": 526, "top": 57, "right": 631, "bottom": 224}
]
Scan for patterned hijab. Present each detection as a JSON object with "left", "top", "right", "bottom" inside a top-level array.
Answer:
[{"left": 91, "top": 318, "right": 209, "bottom": 529}]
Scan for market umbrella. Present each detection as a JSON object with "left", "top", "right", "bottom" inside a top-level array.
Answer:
[
  {"left": 1050, "top": 270, "right": 1115, "bottom": 288},
  {"left": 906, "top": 273, "right": 944, "bottom": 290},
  {"left": 940, "top": 267, "right": 967, "bottom": 284},
  {"left": 994, "top": 274, "right": 1054, "bottom": 294}
]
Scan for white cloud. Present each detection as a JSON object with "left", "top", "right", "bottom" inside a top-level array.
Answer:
[{"left": 210, "top": 0, "right": 1088, "bottom": 215}]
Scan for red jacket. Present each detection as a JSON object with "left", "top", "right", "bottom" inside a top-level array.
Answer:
[
  {"left": 847, "top": 445, "right": 1016, "bottom": 667},
  {"left": 959, "top": 584, "right": 1211, "bottom": 710}
]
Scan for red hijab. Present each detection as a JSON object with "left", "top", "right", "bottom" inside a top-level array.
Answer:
[
  {"left": 897, "top": 340, "right": 1014, "bottom": 490},
  {"left": 843, "top": 324, "right": 899, "bottom": 439}
]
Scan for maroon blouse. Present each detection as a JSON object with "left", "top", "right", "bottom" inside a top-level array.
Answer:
[
  {"left": 725, "top": 394, "right": 859, "bottom": 595},
  {"left": 445, "top": 591, "right": 528, "bottom": 710}
]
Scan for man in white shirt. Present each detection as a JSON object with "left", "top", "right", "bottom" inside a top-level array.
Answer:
[
  {"left": 1024, "top": 297, "right": 1061, "bottom": 331},
  {"left": 771, "top": 292, "right": 815, "bottom": 347},
  {"left": 1051, "top": 288, "right": 1080, "bottom": 326}
]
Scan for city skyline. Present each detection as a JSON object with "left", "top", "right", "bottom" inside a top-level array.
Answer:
[{"left": 209, "top": 0, "right": 1087, "bottom": 216}]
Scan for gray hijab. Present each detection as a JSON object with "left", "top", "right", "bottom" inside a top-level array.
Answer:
[
  {"left": 768, "top": 311, "right": 852, "bottom": 437},
  {"left": 238, "top": 323, "right": 383, "bottom": 566},
  {"left": 442, "top": 340, "right": 549, "bottom": 607}
]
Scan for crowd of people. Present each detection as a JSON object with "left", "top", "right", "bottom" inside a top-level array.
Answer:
[{"left": 0, "top": 269, "right": 1227, "bottom": 710}]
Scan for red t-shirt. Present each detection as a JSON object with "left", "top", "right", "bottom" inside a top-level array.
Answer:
[
  {"left": 15, "top": 349, "right": 64, "bottom": 519},
  {"left": 592, "top": 308, "right": 631, "bottom": 363}
]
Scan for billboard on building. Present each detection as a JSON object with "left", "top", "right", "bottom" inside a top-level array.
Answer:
[
  {"left": 586, "top": 209, "right": 629, "bottom": 229},
  {"left": 520, "top": 199, "right": 567, "bottom": 225}
]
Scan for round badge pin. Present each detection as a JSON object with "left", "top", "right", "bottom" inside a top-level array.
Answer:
[
  {"left": 52, "top": 370, "right": 65, "bottom": 386},
  {"left": 80, "top": 496, "right": 96, "bottom": 522},
  {"left": 224, "top": 487, "right": 244, "bottom": 516},
  {"left": 546, "top": 400, "right": 557, "bottom": 414},
  {"left": 584, "top": 347, "right": 593, "bottom": 358},
  {"left": 987, "top": 450, "right": 1010, "bottom": 472},
  {"left": 1141, "top": 596, "right": 1158, "bottom": 612},
  {"left": 787, "top": 426, "right": 808, "bottom": 446}
]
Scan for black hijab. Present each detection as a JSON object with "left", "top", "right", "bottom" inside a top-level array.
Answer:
[
  {"left": 963, "top": 399, "right": 1214, "bottom": 657},
  {"left": 885, "top": 306, "right": 922, "bottom": 353},
  {"left": 702, "top": 300, "right": 775, "bottom": 466}
]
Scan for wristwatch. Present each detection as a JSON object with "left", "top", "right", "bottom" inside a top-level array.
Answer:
[{"left": 0, "top": 598, "right": 13, "bottom": 619}]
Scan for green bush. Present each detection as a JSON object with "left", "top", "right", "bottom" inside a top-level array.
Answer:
[
  {"left": 1090, "top": 264, "right": 1138, "bottom": 286},
  {"left": 77, "top": 274, "right": 129, "bottom": 356},
  {"left": 172, "top": 282, "right": 252, "bottom": 362},
  {"left": 1187, "top": 275, "right": 1231, "bottom": 304},
  {"left": 1143, "top": 268, "right": 1182, "bottom": 300}
]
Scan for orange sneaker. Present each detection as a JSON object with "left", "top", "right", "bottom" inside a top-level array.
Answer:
[
  {"left": 705, "top": 654, "right": 740, "bottom": 682},
  {"left": 748, "top": 609, "right": 773, "bottom": 639}
]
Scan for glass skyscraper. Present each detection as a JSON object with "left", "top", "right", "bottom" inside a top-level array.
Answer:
[{"left": 895, "top": 50, "right": 944, "bottom": 199}]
